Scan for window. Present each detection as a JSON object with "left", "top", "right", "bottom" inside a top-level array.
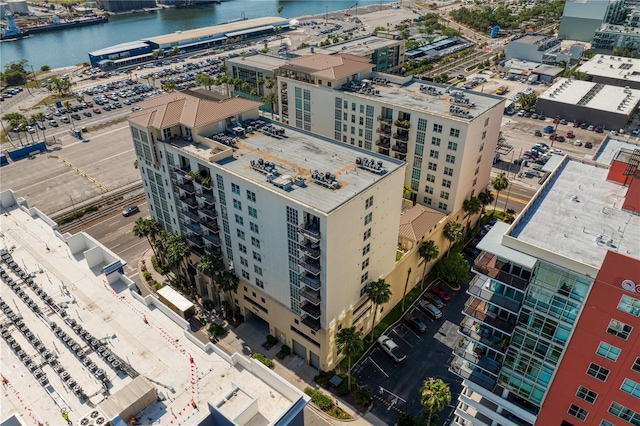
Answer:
[
  {"left": 256, "top": 278, "right": 264, "bottom": 289},
  {"left": 440, "top": 191, "right": 449, "bottom": 200},
  {"left": 250, "top": 222, "right": 259, "bottom": 233},
  {"left": 444, "top": 167, "right": 453, "bottom": 176},
  {"left": 484, "top": 117, "right": 489, "bottom": 127},
  {"left": 359, "top": 117, "right": 364, "bottom": 126},
  {"left": 618, "top": 294, "right": 640, "bottom": 316},
  {"left": 233, "top": 199, "right": 242, "bottom": 210},
  {"left": 446, "top": 154, "right": 456, "bottom": 164},
  {"left": 365, "top": 196, "right": 374, "bottom": 209},
  {"left": 424, "top": 197, "right": 432, "bottom": 205},
  {"left": 236, "top": 229, "right": 245, "bottom": 240},
  {"left": 431, "top": 137, "right": 441, "bottom": 146},
  {"left": 576, "top": 386, "right": 598, "bottom": 404},
  {"left": 442, "top": 179, "right": 451, "bottom": 188},
  {"left": 450, "top": 128, "right": 460, "bottom": 138},
  {"left": 254, "top": 265, "right": 263, "bottom": 276},
  {"left": 238, "top": 243, "right": 247, "bottom": 254},
  {"left": 363, "top": 243, "right": 370, "bottom": 256},
  {"left": 568, "top": 404, "right": 588, "bottom": 421},
  {"left": 231, "top": 183, "right": 240, "bottom": 195},
  {"left": 240, "top": 257, "right": 249, "bottom": 267},
  {"left": 482, "top": 131, "right": 487, "bottom": 140},
  {"left": 364, "top": 212, "right": 373, "bottom": 225},
  {"left": 438, "top": 202, "right": 447, "bottom": 210},
  {"left": 425, "top": 186, "right": 434, "bottom": 194},
  {"left": 448, "top": 141, "right": 458, "bottom": 151},
  {"left": 248, "top": 206, "right": 258, "bottom": 218},
  {"left": 351, "top": 115, "right": 356, "bottom": 123},
  {"left": 608, "top": 401, "right": 640, "bottom": 425},
  {"left": 587, "top": 363, "right": 610, "bottom": 381},
  {"left": 361, "top": 272, "right": 369, "bottom": 284},
  {"left": 253, "top": 251, "right": 261, "bottom": 262},
  {"left": 362, "top": 258, "right": 369, "bottom": 270},
  {"left": 428, "top": 162, "right": 437, "bottom": 171},
  {"left": 235, "top": 214, "right": 244, "bottom": 226},
  {"left": 633, "top": 357, "right": 640, "bottom": 373},
  {"left": 621, "top": 378, "right": 640, "bottom": 398},
  {"left": 429, "top": 150, "right": 439, "bottom": 159},
  {"left": 433, "top": 124, "right": 442, "bottom": 133},
  {"left": 246, "top": 190, "right": 256, "bottom": 202},
  {"left": 363, "top": 228, "right": 371, "bottom": 241},
  {"left": 251, "top": 237, "right": 260, "bottom": 248},
  {"left": 426, "top": 173, "right": 435, "bottom": 183},
  {"left": 607, "top": 319, "right": 633, "bottom": 340},
  {"left": 242, "top": 270, "right": 250, "bottom": 280},
  {"left": 597, "top": 341, "right": 621, "bottom": 361},
  {"left": 600, "top": 421, "right": 614, "bottom": 426}
]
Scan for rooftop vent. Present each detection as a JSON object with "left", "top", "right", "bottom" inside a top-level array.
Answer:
[
  {"left": 356, "top": 157, "right": 388, "bottom": 175},
  {"left": 251, "top": 158, "right": 279, "bottom": 176},
  {"left": 311, "top": 170, "right": 340, "bottom": 190}
]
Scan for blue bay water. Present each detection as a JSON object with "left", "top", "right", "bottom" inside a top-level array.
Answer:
[{"left": 1, "top": 0, "right": 390, "bottom": 69}]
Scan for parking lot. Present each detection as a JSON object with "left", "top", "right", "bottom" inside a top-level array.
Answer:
[{"left": 352, "top": 278, "right": 471, "bottom": 424}]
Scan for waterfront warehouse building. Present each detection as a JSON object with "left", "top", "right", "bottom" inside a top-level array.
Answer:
[
  {"left": 276, "top": 53, "right": 505, "bottom": 217},
  {"left": 578, "top": 53, "right": 640, "bottom": 90},
  {"left": 450, "top": 150, "right": 640, "bottom": 425},
  {"left": 98, "top": 0, "right": 157, "bottom": 13},
  {"left": 128, "top": 89, "right": 406, "bottom": 370},
  {"left": 88, "top": 16, "right": 290, "bottom": 68},
  {"left": 535, "top": 77, "right": 640, "bottom": 130}
]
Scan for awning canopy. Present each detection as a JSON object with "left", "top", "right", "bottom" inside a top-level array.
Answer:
[{"left": 225, "top": 25, "right": 274, "bottom": 38}]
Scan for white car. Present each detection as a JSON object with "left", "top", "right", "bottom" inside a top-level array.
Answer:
[
  {"left": 377, "top": 335, "right": 406, "bottom": 363},
  {"left": 553, "top": 148, "right": 563, "bottom": 154},
  {"left": 574, "top": 140, "right": 582, "bottom": 146}
]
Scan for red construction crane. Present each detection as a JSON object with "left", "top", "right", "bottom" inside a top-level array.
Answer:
[{"left": 344, "top": 2, "right": 358, "bottom": 16}]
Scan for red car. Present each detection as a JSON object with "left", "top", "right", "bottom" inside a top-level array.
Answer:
[
  {"left": 555, "top": 135, "right": 566, "bottom": 142},
  {"left": 573, "top": 121, "right": 580, "bottom": 128},
  {"left": 429, "top": 285, "right": 451, "bottom": 302},
  {"left": 549, "top": 133, "right": 557, "bottom": 140},
  {"left": 93, "top": 108, "right": 101, "bottom": 114},
  {"left": 566, "top": 131, "right": 575, "bottom": 139},
  {"left": 86, "top": 101, "right": 93, "bottom": 107}
]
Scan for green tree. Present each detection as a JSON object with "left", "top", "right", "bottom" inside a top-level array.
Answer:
[
  {"left": 491, "top": 172, "right": 509, "bottom": 211},
  {"left": 418, "top": 240, "right": 439, "bottom": 289},
  {"left": 47, "top": 76, "right": 75, "bottom": 96},
  {"left": 519, "top": 92, "right": 537, "bottom": 112},
  {"left": 1, "top": 60, "right": 29, "bottom": 85},
  {"left": 162, "top": 80, "right": 176, "bottom": 92},
  {"left": 260, "top": 92, "right": 279, "bottom": 119},
  {"left": 133, "top": 217, "right": 160, "bottom": 258},
  {"left": 218, "top": 270, "right": 240, "bottom": 319},
  {"left": 366, "top": 278, "right": 392, "bottom": 342},
  {"left": 40, "top": 65, "right": 51, "bottom": 72},
  {"left": 420, "top": 378, "right": 451, "bottom": 426},
  {"left": 402, "top": 185, "right": 413, "bottom": 199},
  {"left": 165, "top": 234, "right": 190, "bottom": 284},
  {"left": 477, "top": 188, "right": 494, "bottom": 215},
  {"left": 462, "top": 196, "right": 482, "bottom": 230},
  {"left": 335, "top": 326, "right": 363, "bottom": 392},
  {"left": 197, "top": 253, "right": 223, "bottom": 307},
  {"left": 277, "top": 5, "right": 284, "bottom": 15},
  {"left": 443, "top": 221, "right": 462, "bottom": 255},
  {"left": 264, "top": 78, "right": 274, "bottom": 90},
  {"left": 372, "top": 26, "right": 387, "bottom": 35},
  {"left": 195, "top": 73, "right": 215, "bottom": 90},
  {"left": 436, "top": 253, "right": 470, "bottom": 285}
]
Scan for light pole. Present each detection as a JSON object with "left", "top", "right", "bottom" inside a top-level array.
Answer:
[
  {"left": 325, "top": 6, "right": 328, "bottom": 24},
  {"left": 66, "top": 192, "right": 76, "bottom": 212},
  {"left": 401, "top": 267, "right": 412, "bottom": 312}
]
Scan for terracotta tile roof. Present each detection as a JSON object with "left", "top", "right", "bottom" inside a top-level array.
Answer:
[
  {"left": 398, "top": 204, "right": 446, "bottom": 242},
  {"left": 285, "top": 53, "right": 373, "bottom": 80},
  {"left": 128, "top": 90, "right": 261, "bottom": 129}
]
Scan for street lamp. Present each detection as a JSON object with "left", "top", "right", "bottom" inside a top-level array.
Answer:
[
  {"left": 401, "top": 267, "right": 412, "bottom": 312},
  {"left": 66, "top": 192, "right": 76, "bottom": 212}
]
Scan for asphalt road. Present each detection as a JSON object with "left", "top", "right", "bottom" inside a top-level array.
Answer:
[{"left": 352, "top": 279, "right": 471, "bottom": 425}]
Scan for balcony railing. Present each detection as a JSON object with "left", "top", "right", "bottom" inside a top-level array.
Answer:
[
  {"left": 474, "top": 252, "right": 529, "bottom": 291},
  {"left": 463, "top": 298, "right": 516, "bottom": 335},
  {"left": 394, "top": 120, "right": 410, "bottom": 129},
  {"left": 207, "top": 247, "right": 224, "bottom": 259},
  {"left": 302, "top": 316, "right": 321, "bottom": 331},
  {"left": 393, "top": 133, "right": 409, "bottom": 142},
  {"left": 459, "top": 317, "right": 509, "bottom": 354},
  {"left": 467, "top": 275, "right": 522, "bottom": 314},
  {"left": 199, "top": 206, "right": 218, "bottom": 220},
  {"left": 174, "top": 166, "right": 191, "bottom": 176},
  {"left": 449, "top": 357, "right": 497, "bottom": 391},
  {"left": 395, "top": 153, "right": 406, "bottom": 161},
  {"left": 376, "top": 127, "right": 391, "bottom": 136},
  {"left": 376, "top": 138, "right": 391, "bottom": 148},
  {"left": 301, "top": 287, "right": 321, "bottom": 305},
  {"left": 185, "top": 222, "right": 202, "bottom": 236},
  {"left": 177, "top": 181, "right": 195, "bottom": 194},
  {"left": 200, "top": 219, "right": 219, "bottom": 233},
  {"left": 301, "top": 302, "right": 321, "bottom": 319},
  {"left": 392, "top": 144, "right": 408, "bottom": 153},
  {"left": 299, "top": 259, "right": 321, "bottom": 276},
  {"left": 300, "top": 273, "right": 321, "bottom": 291},
  {"left": 299, "top": 242, "right": 321, "bottom": 259},
  {"left": 198, "top": 191, "right": 216, "bottom": 206},
  {"left": 453, "top": 342, "right": 502, "bottom": 375},
  {"left": 179, "top": 194, "right": 198, "bottom": 208},
  {"left": 181, "top": 209, "right": 200, "bottom": 223},
  {"left": 186, "top": 234, "right": 203, "bottom": 248},
  {"left": 203, "top": 233, "right": 222, "bottom": 247},
  {"left": 377, "top": 116, "right": 392, "bottom": 124},
  {"left": 298, "top": 224, "right": 321, "bottom": 242}
]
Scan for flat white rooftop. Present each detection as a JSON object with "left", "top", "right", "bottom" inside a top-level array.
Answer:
[
  {"left": 539, "top": 77, "right": 640, "bottom": 115},
  {"left": 509, "top": 159, "right": 640, "bottom": 268},
  {"left": 295, "top": 35, "right": 403, "bottom": 57},
  {"left": 0, "top": 191, "right": 304, "bottom": 426},
  {"left": 225, "top": 53, "right": 287, "bottom": 71},
  {"left": 578, "top": 54, "right": 640, "bottom": 82},
  {"left": 593, "top": 136, "right": 640, "bottom": 165}
]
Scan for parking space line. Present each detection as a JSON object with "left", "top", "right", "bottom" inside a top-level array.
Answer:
[
  {"left": 391, "top": 327, "right": 415, "bottom": 348},
  {"left": 368, "top": 356, "right": 389, "bottom": 378}
]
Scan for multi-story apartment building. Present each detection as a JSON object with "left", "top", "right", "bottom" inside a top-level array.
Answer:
[
  {"left": 128, "top": 89, "right": 406, "bottom": 370},
  {"left": 276, "top": 53, "right": 505, "bottom": 216},
  {"left": 450, "top": 151, "right": 640, "bottom": 425}
]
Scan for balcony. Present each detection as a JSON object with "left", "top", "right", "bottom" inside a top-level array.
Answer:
[
  {"left": 174, "top": 166, "right": 191, "bottom": 176},
  {"left": 203, "top": 233, "right": 222, "bottom": 247},
  {"left": 198, "top": 191, "right": 216, "bottom": 206},
  {"left": 467, "top": 275, "right": 522, "bottom": 314},
  {"left": 376, "top": 138, "right": 391, "bottom": 148},
  {"left": 299, "top": 259, "right": 321, "bottom": 276},
  {"left": 394, "top": 119, "right": 410, "bottom": 129},
  {"left": 177, "top": 180, "right": 195, "bottom": 194},
  {"left": 206, "top": 246, "right": 224, "bottom": 259},
  {"left": 200, "top": 219, "right": 219, "bottom": 233},
  {"left": 186, "top": 234, "right": 203, "bottom": 248},
  {"left": 376, "top": 127, "right": 391, "bottom": 136},
  {"left": 453, "top": 338, "right": 502, "bottom": 376},
  {"left": 377, "top": 116, "right": 392, "bottom": 124},
  {"left": 298, "top": 223, "right": 321, "bottom": 242},
  {"left": 463, "top": 298, "right": 516, "bottom": 335},
  {"left": 181, "top": 209, "right": 200, "bottom": 223},
  {"left": 395, "top": 152, "right": 406, "bottom": 161},
  {"left": 300, "top": 273, "right": 321, "bottom": 290},
  {"left": 459, "top": 317, "right": 509, "bottom": 355},
  {"left": 301, "top": 302, "right": 321, "bottom": 319},
  {"left": 179, "top": 194, "right": 198, "bottom": 208},
  {"left": 302, "top": 315, "right": 321, "bottom": 331},
  {"left": 301, "top": 287, "right": 321, "bottom": 305},
  {"left": 450, "top": 357, "right": 497, "bottom": 391},
  {"left": 474, "top": 252, "right": 529, "bottom": 291},
  {"left": 393, "top": 133, "right": 409, "bottom": 142},
  {"left": 299, "top": 242, "right": 321, "bottom": 259},
  {"left": 392, "top": 144, "right": 408, "bottom": 154},
  {"left": 185, "top": 222, "right": 202, "bottom": 236},
  {"left": 199, "top": 206, "right": 218, "bottom": 220}
]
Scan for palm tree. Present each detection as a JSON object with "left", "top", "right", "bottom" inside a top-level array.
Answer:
[
  {"left": 196, "top": 253, "right": 222, "bottom": 306},
  {"left": 133, "top": 218, "right": 160, "bottom": 257},
  {"left": 402, "top": 185, "right": 413, "bottom": 200},
  {"left": 366, "top": 278, "right": 392, "bottom": 342},
  {"left": 218, "top": 270, "right": 239, "bottom": 320},
  {"left": 462, "top": 197, "right": 482, "bottom": 230},
  {"left": 162, "top": 80, "right": 176, "bottom": 93},
  {"left": 477, "top": 188, "right": 495, "bottom": 215},
  {"left": 418, "top": 240, "right": 439, "bottom": 289},
  {"left": 277, "top": 5, "right": 284, "bottom": 15},
  {"left": 443, "top": 221, "right": 462, "bottom": 256},
  {"left": 335, "top": 326, "right": 363, "bottom": 392},
  {"left": 260, "top": 92, "right": 279, "bottom": 119},
  {"left": 195, "top": 73, "right": 215, "bottom": 90},
  {"left": 3, "top": 113, "right": 26, "bottom": 143},
  {"left": 491, "top": 172, "right": 509, "bottom": 212},
  {"left": 265, "top": 78, "right": 275, "bottom": 90},
  {"left": 166, "top": 234, "right": 190, "bottom": 283},
  {"left": 420, "top": 377, "right": 451, "bottom": 426}
]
